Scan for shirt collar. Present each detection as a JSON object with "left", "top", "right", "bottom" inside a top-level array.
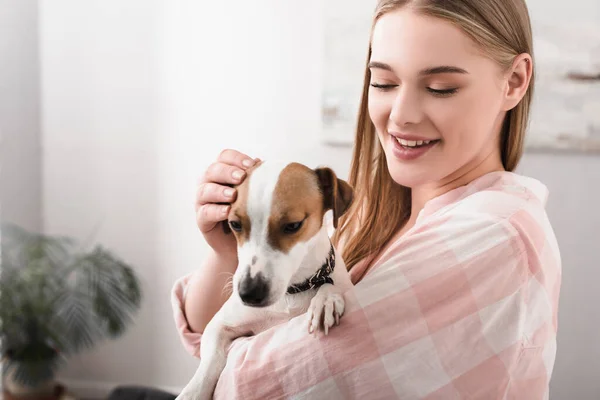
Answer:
[{"left": 416, "top": 171, "right": 549, "bottom": 224}]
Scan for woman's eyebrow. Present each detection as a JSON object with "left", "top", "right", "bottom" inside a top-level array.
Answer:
[
  {"left": 419, "top": 66, "right": 469, "bottom": 75},
  {"left": 368, "top": 61, "right": 468, "bottom": 76},
  {"left": 368, "top": 61, "right": 394, "bottom": 71}
]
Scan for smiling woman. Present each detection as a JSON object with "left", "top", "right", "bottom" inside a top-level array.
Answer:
[
  {"left": 172, "top": 0, "right": 561, "bottom": 398},
  {"left": 365, "top": 8, "right": 530, "bottom": 189}
]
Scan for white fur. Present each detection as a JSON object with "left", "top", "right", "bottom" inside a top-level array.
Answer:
[
  {"left": 176, "top": 161, "right": 352, "bottom": 400},
  {"left": 232, "top": 160, "right": 291, "bottom": 304}
]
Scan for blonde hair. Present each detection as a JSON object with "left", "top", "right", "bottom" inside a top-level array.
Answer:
[{"left": 332, "top": 0, "right": 535, "bottom": 272}]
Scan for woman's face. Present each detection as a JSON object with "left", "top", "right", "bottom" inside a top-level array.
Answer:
[{"left": 368, "top": 7, "right": 510, "bottom": 189}]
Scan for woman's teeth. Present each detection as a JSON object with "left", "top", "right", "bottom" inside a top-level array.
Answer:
[{"left": 394, "top": 137, "right": 435, "bottom": 147}]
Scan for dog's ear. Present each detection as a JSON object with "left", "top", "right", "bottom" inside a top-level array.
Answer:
[{"left": 314, "top": 167, "right": 354, "bottom": 229}]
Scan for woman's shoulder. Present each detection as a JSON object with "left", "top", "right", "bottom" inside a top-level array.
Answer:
[
  {"left": 426, "top": 171, "right": 550, "bottom": 223},
  {"left": 422, "top": 171, "right": 560, "bottom": 264}
]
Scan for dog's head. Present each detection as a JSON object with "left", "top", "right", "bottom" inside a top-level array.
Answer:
[{"left": 226, "top": 161, "right": 353, "bottom": 307}]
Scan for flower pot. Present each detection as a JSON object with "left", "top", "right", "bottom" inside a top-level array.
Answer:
[
  {"left": 2, "top": 383, "right": 67, "bottom": 400},
  {"left": 2, "top": 362, "right": 71, "bottom": 400}
]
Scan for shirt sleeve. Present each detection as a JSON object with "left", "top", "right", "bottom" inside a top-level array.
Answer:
[
  {"left": 171, "top": 272, "right": 202, "bottom": 358},
  {"left": 212, "top": 211, "right": 560, "bottom": 400}
]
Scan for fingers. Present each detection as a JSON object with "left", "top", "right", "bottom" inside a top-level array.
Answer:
[
  {"left": 202, "top": 162, "right": 246, "bottom": 187},
  {"left": 217, "top": 149, "right": 257, "bottom": 170},
  {"left": 194, "top": 149, "right": 261, "bottom": 233},
  {"left": 196, "top": 204, "right": 231, "bottom": 234},
  {"left": 196, "top": 182, "right": 237, "bottom": 207},
  {"left": 200, "top": 150, "right": 260, "bottom": 187}
]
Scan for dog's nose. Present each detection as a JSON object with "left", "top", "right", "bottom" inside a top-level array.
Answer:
[{"left": 238, "top": 272, "right": 270, "bottom": 307}]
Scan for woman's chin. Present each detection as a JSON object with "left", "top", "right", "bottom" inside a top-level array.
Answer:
[{"left": 386, "top": 161, "right": 432, "bottom": 188}]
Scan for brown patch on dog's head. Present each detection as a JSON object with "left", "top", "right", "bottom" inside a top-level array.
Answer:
[
  {"left": 267, "top": 163, "right": 354, "bottom": 253},
  {"left": 268, "top": 163, "right": 324, "bottom": 253}
]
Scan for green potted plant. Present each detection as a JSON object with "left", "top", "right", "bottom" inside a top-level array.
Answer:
[{"left": 0, "top": 223, "right": 143, "bottom": 399}]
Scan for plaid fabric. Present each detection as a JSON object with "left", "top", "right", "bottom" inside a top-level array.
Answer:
[{"left": 171, "top": 171, "right": 561, "bottom": 399}]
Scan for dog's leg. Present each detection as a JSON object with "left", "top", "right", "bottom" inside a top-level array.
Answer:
[
  {"left": 307, "top": 283, "right": 345, "bottom": 335},
  {"left": 175, "top": 318, "right": 227, "bottom": 400},
  {"left": 176, "top": 299, "right": 249, "bottom": 400}
]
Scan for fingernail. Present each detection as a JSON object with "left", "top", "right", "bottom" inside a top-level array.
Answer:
[
  {"left": 224, "top": 188, "right": 235, "bottom": 197},
  {"left": 242, "top": 159, "right": 254, "bottom": 168},
  {"left": 232, "top": 170, "right": 244, "bottom": 180},
  {"left": 222, "top": 206, "right": 230, "bottom": 215}
]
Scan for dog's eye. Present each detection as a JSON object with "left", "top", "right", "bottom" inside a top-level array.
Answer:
[
  {"left": 229, "top": 220, "right": 242, "bottom": 232},
  {"left": 283, "top": 221, "right": 303, "bottom": 234}
]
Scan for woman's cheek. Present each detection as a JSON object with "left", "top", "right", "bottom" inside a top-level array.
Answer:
[
  {"left": 426, "top": 101, "right": 458, "bottom": 141},
  {"left": 368, "top": 95, "right": 391, "bottom": 127}
]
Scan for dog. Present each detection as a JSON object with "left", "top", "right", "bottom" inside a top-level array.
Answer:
[{"left": 176, "top": 160, "right": 354, "bottom": 400}]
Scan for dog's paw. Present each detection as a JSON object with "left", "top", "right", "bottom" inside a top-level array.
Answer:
[{"left": 307, "top": 285, "right": 345, "bottom": 335}]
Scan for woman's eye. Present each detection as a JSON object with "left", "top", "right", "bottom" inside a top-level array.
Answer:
[
  {"left": 427, "top": 87, "right": 458, "bottom": 97},
  {"left": 283, "top": 221, "right": 303, "bottom": 234},
  {"left": 229, "top": 220, "right": 242, "bottom": 232},
  {"left": 370, "top": 83, "right": 398, "bottom": 91}
]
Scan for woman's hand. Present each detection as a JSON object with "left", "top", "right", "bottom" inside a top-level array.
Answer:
[{"left": 195, "top": 149, "right": 259, "bottom": 259}]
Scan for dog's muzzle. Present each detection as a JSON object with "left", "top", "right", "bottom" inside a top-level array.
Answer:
[{"left": 238, "top": 271, "right": 271, "bottom": 307}]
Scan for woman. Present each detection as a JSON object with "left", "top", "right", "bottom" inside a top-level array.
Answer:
[{"left": 172, "top": 0, "right": 561, "bottom": 398}]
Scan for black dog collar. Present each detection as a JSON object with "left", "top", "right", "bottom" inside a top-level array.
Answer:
[{"left": 287, "top": 242, "right": 335, "bottom": 294}]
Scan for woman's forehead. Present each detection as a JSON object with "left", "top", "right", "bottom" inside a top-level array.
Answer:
[{"left": 370, "top": 8, "right": 482, "bottom": 71}]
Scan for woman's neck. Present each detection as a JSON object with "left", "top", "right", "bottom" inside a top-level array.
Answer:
[
  {"left": 360, "top": 146, "right": 505, "bottom": 279},
  {"left": 409, "top": 148, "right": 505, "bottom": 229}
]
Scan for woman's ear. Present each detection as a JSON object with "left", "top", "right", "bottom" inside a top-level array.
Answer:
[
  {"left": 314, "top": 167, "right": 354, "bottom": 229},
  {"left": 502, "top": 53, "right": 533, "bottom": 111}
]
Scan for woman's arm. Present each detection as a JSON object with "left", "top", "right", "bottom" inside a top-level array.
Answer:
[
  {"left": 213, "top": 212, "right": 561, "bottom": 399},
  {"left": 184, "top": 249, "right": 237, "bottom": 334},
  {"left": 171, "top": 249, "right": 237, "bottom": 358}
]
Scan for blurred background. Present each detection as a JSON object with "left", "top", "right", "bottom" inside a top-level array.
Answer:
[{"left": 0, "top": 0, "right": 598, "bottom": 399}]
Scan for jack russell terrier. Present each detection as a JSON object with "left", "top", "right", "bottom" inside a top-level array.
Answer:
[{"left": 176, "top": 160, "right": 354, "bottom": 400}]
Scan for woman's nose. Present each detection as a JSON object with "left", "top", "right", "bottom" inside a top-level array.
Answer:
[{"left": 389, "top": 87, "right": 423, "bottom": 127}]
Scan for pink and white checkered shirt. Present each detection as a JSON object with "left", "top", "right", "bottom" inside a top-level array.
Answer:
[{"left": 171, "top": 171, "right": 561, "bottom": 399}]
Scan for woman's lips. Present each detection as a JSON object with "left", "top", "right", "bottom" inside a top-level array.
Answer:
[{"left": 389, "top": 134, "right": 440, "bottom": 161}]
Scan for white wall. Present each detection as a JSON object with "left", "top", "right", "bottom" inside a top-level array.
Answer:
[
  {"left": 39, "top": 0, "right": 163, "bottom": 393},
  {"left": 517, "top": 154, "right": 600, "bottom": 400},
  {"left": 0, "top": 0, "right": 42, "bottom": 394},
  {"left": 34, "top": 0, "right": 600, "bottom": 399},
  {"left": 0, "top": 0, "right": 42, "bottom": 231}
]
